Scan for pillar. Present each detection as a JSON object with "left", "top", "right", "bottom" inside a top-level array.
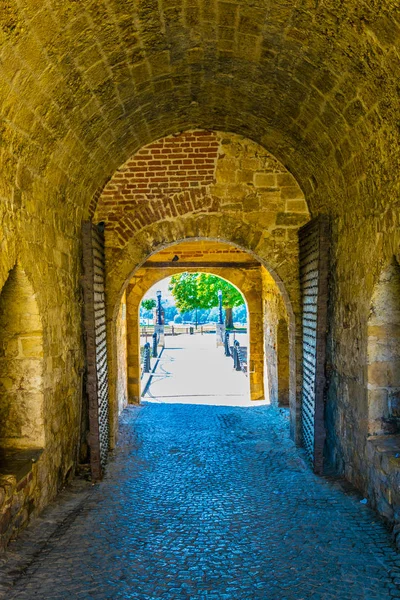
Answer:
[
  {"left": 126, "top": 284, "right": 141, "bottom": 403},
  {"left": 248, "top": 290, "right": 265, "bottom": 401}
]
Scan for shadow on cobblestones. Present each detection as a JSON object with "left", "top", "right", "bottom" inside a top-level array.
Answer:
[{"left": 1, "top": 403, "right": 399, "bottom": 599}]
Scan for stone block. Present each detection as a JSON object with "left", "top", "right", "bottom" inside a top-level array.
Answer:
[
  {"left": 276, "top": 212, "right": 309, "bottom": 227},
  {"left": 368, "top": 388, "right": 389, "bottom": 421},
  {"left": 368, "top": 362, "right": 391, "bottom": 387},
  {"left": 254, "top": 172, "right": 276, "bottom": 187},
  {"left": 1, "top": 338, "right": 19, "bottom": 359},
  {"left": 20, "top": 336, "right": 43, "bottom": 358},
  {"left": 276, "top": 173, "right": 297, "bottom": 187},
  {"left": 236, "top": 169, "right": 254, "bottom": 184},
  {"left": 280, "top": 186, "right": 304, "bottom": 200},
  {"left": 286, "top": 199, "right": 308, "bottom": 213}
]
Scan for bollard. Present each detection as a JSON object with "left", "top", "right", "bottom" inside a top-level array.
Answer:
[
  {"left": 143, "top": 342, "right": 151, "bottom": 373},
  {"left": 233, "top": 340, "right": 241, "bottom": 371},
  {"left": 172, "top": 325, "right": 175, "bottom": 336},
  {"left": 224, "top": 331, "right": 230, "bottom": 357},
  {"left": 152, "top": 331, "right": 158, "bottom": 358}
]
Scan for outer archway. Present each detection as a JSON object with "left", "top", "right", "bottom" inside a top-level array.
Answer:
[{"left": 92, "top": 130, "right": 310, "bottom": 445}]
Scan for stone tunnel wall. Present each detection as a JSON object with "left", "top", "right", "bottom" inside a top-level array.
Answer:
[
  {"left": 0, "top": 265, "right": 44, "bottom": 448},
  {"left": 324, "top": 221, "right": 400, "bottom": 531}
]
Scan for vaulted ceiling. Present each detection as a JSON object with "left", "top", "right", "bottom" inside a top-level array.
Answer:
[{"left": 1, "top": 1, "right": 399, "bottom": 218}]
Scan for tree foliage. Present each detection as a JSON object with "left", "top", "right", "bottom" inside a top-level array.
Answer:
[
  {"left": 141, "top": 298, "right": 156, "bottom": 312},
  {"left": 168, "top": 273, "right": 244, "bottom": 313}
]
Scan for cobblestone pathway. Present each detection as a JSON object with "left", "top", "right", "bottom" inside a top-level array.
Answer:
[
  {"left": 1, "top": 403, "right": 400, "bottom": 599},
  {"left": 143, "top": 333, "right": 250, "bottom": 405}
]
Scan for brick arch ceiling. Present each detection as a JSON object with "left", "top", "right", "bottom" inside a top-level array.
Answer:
[{"left": 1, "top": 2, "right": 399, "bottom": 217}]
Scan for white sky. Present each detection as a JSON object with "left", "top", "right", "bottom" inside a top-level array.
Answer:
[{"left": 143, "top": 276, "right": 174, "bottom": 302}]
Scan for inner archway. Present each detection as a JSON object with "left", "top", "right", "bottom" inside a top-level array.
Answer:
[{"left": 113, "top": 240, "right": 295, "bottom": 417}]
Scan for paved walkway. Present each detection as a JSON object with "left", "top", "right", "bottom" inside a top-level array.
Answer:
[
  {"left": 0, "top": 335, "right": 399, "bottom": 598},
  {"left": 143, "top": 333, "right": 252, "bottom": 405},
  {"left": 1, "top": 404, "right": 400, "bottom": 599}
]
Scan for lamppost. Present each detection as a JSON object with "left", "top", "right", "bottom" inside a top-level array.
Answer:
[
  {"left": 218, "top": 289, "right": 224, "bottom": 325},
  {"left": 216, "top": 289, "right": 225, "bottom": 347},
  {"left": 153, "top": 290, "right": 165, "bottom": 350},
  {"left": 156, "top": 290, "right": 162, "bottom": 325}
]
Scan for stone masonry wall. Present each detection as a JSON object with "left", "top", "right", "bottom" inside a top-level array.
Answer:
[
  {"left": 325, "top": 221, "right": 400, "bottom": 532},
  {"left": 0, "top": 460, "right": 41, "bottom": 550},
  {"left": 367, "top": 259, "right": 400, "bottom": 436},
  {"left": 277, "top": 319, "right": 290, "bottom": 408},
  {"left": 0, "top": 265, "right": 44, "bottom": 448},
  {"left": 95, "top": 130, "right": 309, "bottom": 249}
]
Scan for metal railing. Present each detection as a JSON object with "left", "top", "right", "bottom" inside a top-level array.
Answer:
[
  {"left": 140, "top": 324, "right": 247, "bottom": 339},
  {"left": 232, "top": 339, "right": 248, "bottom": 375}
]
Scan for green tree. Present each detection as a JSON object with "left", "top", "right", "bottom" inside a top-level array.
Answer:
[
  {"left": 197, "top": 273, "right": 244, "bottom": 329},
  {"left": 141, "top": 298, "right": 156, "bottom": 326},
  {"left": 168, "top": 273, "right": 244, "bottom": 329},
  {"left": 168, "top": 273, "right": 203, "bottom": 328}
]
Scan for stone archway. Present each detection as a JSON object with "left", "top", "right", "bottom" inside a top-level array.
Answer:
[
  {"left": 105, "top": 226, "right": 303, "bottom": 445},
  {"left": 124, "top": 265, "right": 262, "bottom": 404},
  {"left": 92, "top": 130, "right": 310, "bottom": 444}
]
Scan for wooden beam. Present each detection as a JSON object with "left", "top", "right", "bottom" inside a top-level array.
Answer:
[{"left": 142, "top": 261, "right": 260, "bottom": 269}]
